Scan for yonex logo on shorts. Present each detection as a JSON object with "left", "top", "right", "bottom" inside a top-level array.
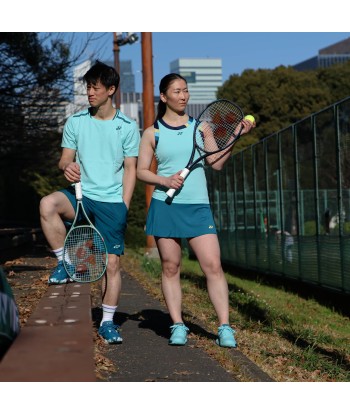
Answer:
[
  {"left": 113, "top": 244, "right": 121, "bottom": 249},
  {"left": 209, "top": 225, "right": 214, "bottom": 229}
]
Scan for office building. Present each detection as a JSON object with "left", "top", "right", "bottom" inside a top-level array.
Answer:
[
  {"left": 119, "top": 60, "right": 136, "bottom": 93},
  {"left": 170, "top": 58, "right": 222, "bottom": 104},
  {"left": 294, "top": 37, "right": 350, "bottom": 71},
  {"left": 105, "top": 59, "right": 136, "bottom": 94}
]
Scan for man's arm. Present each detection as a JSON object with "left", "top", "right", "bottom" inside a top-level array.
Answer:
[
  {"left": 58, "top": 148, "right": 80, "bottom": 183},
  {"left": 122, "top": 156, "right": 137, "bottom": 209}
]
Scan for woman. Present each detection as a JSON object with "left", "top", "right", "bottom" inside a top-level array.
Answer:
[{"left": 137, "top": 73, "right": 254, "bottom": 347}]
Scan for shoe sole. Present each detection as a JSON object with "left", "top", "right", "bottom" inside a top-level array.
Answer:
[
  {"left": 168, "top": 341, "right": 187, "bottom": 346},
  {"left": 99, "top": 336, "right": 123, "bottom": 345},
  {"left": 48, "top": 279, "right": 73, "bottom": 285},
  {"left": 216, "top": 339, "right": 237, "bottom": 348}
]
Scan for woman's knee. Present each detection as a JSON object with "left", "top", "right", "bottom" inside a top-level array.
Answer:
[
  {"left": 203, "top": 259, "right": 223, "bottom": 278},
  {"left": 162, "top": 260, "right": 180, "bottom": 278}
]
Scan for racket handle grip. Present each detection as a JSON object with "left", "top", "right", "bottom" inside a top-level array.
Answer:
[
  {"left": 165, "top": 168, "right": 190, "bottom": 198},
  {"left": 75, "top": 181, "right": 83, "bottom": 200}
]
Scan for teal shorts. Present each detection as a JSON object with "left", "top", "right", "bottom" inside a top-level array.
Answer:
[
  {"left": 146, "top": 198, "right": 217, "bottom": 238},
  {"left": 60, "top": 187, "right": 128, "bottom": 255}
]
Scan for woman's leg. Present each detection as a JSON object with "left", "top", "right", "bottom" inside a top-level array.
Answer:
[
  {"left": 155, "top": 237, "right": 183, "bottom": 324},
  {"left": 188, "top": 234, "right": 230, "bottom": 326}
]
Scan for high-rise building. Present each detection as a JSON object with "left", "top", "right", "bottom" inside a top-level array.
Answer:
[
  {"left": 170, "top": 58, "right": 222, "bottom": 104},
  {"left": 294, "top": 37, "right": 350, "bottom": 71},
  {"left": 105, "top": 59, "right": 136, "bottom": 93},
  {"left": 119, "top": 60, "right": 135, "bottom": 93}
]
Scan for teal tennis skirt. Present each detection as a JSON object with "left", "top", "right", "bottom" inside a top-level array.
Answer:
[{"left": 145, "top": 198, "right": 217, "bottom": 238}]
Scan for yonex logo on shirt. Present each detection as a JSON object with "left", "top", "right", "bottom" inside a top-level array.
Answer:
[
  {"left": 116, "top": 126, "right": 122, "bottom": 131},
  {"left": 177, "top": 132, "right": 183, "bottom": 135}
]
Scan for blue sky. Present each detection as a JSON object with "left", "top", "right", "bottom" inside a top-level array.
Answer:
[{"left": 65, "top": 32, "right": 350, "bottom": 94}]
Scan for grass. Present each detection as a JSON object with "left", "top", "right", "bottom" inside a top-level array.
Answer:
[{"left": 122, "top": 247, "right": 350, "bottom": 382}]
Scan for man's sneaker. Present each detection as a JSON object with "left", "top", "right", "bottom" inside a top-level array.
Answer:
[
  {"left": 98, "top": 321, "right": 123, "bottom": 344},
  {"left": 169, "top": 323, "right": 189, "bottom": 346},
  {"left": 48, "top": 261, "right": 74, "bottom": 285},
  {"left": 216, "top": 324, "right": 237, "bottom": 348}
]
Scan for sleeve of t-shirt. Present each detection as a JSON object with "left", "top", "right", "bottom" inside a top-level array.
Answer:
[
  {"left": 123, "top": 121, "right": 140, "bottom": 157},
  {"left": 61, "top": 116, "right": 77, "bottom": 150}
]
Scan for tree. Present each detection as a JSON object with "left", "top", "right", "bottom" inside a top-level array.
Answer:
[
  {"left": 217, "top": 63, "right": 350, "bottom": 144},
  {"left": 0, "top": 33, "right": 98, "bottom": 225}
]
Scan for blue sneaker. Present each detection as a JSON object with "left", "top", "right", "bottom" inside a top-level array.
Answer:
[
  {"left": 48, "top": 260, "right": 75, "bottom": 285},
  {"left": 169, "top": 323, "right": 189, "bottom": 346},
  {"left": 216, "top": 324, "right": 237, "bottom": 348},
  {"left": 98, "top": 321, "right": 123, "bottom": 344}
]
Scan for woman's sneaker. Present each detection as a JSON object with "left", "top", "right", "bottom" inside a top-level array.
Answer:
[
  {"left": 169, "top": 323, "right": 189, "bottom": 346},
  {"left": 98, "top": 321, "right": 123, "bottom": 344},
  {"left": 216, "top": 324, "right": 237, "bottom": 348}
]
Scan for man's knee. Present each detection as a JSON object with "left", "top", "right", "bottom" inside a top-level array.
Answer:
[
  {"left": 39, "top": 194, "right": 56, "bottom": 216},
  {"left": 106, "top": 255, "right": 120, "bottom": 274}
]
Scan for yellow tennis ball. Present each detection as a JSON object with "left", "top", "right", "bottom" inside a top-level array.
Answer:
[{"left": 244, "top": 115, "right": 255, "bottom": 123}]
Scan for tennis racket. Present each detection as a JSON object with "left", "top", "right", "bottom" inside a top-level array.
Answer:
[
  {"left": 63, "top": 182, "right": 108, "bottom": 283},
  {"left": 165, "top": 99, "right": 245, "bottom": 201}
]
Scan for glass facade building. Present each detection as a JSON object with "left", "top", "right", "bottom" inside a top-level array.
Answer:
[
  {"left": 294, "top": 37, "right": 350, "bottom": 70},
  {"left": 170, "top": 58, "right": 222, "bottom": 104}
]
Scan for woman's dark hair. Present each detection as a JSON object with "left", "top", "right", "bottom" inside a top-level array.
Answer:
[
  {"left": 83, "top": 60, "right": 120, "bottom": 96},
  {"left": 156, "top": 73, "right": 187, "bottom": 120}
]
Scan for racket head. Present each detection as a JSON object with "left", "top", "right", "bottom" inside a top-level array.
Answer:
[
  {"left": 195, "top": 99, "right": 244, "bottom": 152},
  {"left": 63, "top": 225, "right": 108, "bottom": 283}
]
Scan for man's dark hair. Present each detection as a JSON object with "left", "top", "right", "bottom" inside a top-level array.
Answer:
[{"left": 83, "top": 60, "right": 120, "bottom": 95}]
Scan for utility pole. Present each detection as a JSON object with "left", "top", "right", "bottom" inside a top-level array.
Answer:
[
  {"left": 141, "top": 32, "right": 158, "bottom": 256},
  {"left": 113, "top": 32, "right": 121, "bottom": 109}
]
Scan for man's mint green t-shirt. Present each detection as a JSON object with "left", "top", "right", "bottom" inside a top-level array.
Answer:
[{"left": 62, "top": 109, "right": 140, "bottom": 202}]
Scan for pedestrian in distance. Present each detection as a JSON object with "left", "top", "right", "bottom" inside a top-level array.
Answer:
[
  {"left": 39, "top": 61, "right": 140, "bottom": 345},
  {"left": 136, "top": 73, "right": 255, "bottom": 347}
]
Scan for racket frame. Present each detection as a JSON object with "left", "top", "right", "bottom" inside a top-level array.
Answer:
[
  {"left": 63, "top": 182, "right": 108, "bottom": 283},
  {"left": 166, "top": 99, "right": 244, "bottom": 199}
]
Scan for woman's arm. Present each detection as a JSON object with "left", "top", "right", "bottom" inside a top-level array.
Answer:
[
  {"left": 206, "top": 118, "right": 256, "bottom": 170},
  {"left": 137, "top": 126, "right": 184, "bottom": 191}
]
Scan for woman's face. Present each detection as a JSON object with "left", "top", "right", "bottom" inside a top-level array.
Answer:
[{"left": 161, "top": 79, "right": 190, "bottom": 113}]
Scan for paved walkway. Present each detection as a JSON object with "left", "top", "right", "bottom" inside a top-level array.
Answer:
[
  {"left": 1, "top": 239, "right": 273, "bottom": 382},
  {"left": 92, "top": 269, "right": 274, "bottom": 382}
]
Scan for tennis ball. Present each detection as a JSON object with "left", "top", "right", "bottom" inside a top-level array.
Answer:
[{"left": 244, "top": 115, "right": 255, "bottom": 123}]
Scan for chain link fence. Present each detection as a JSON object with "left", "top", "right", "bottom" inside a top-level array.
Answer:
[{"left": 207, "top": 96, "right": 350, "bottom": 294}]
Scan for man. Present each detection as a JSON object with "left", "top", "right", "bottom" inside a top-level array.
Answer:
[{"left": 39, "top": 61, "right": 140, "bottom": 344}]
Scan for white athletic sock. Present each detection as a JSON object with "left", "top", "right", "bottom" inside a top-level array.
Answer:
[
  {"left": 100, "top": 304, "right": 118, "bottom": 326},
  {"left": 52, "top": 247, "right": 72, "bottom": 264},
  {"left": 52, "top": 247, "right": 63, "bottom": 262}
]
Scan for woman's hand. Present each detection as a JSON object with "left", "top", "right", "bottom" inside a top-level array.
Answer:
[
  {"left": 239, "top": 117, "right": 256, "bottom": 135},
  {"left": 164, "top": 171, "right": 185, "bottom": 190}
]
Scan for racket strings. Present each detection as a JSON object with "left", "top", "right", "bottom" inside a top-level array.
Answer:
[
  {"left": 64, "top": 226, "right": 106, "bottom": 283},
  {"left": 196, "top": 101, "right": 243, "bottom": 152}
]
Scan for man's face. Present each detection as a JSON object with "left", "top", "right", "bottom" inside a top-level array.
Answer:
[{"left": 86, "top": 80, "right": 115, "bottom": 108}]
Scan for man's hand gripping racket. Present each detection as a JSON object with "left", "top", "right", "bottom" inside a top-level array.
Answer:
[
  {"left": 165, "top": 99, "right": 253, "bottom": 202},
  {"left": 63, "top": 182, "right": 108, "bottom": 283}
]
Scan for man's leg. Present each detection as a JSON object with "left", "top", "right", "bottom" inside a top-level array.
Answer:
[{"left": 40, "top": 191, "right": 75, "bottom": 284}]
